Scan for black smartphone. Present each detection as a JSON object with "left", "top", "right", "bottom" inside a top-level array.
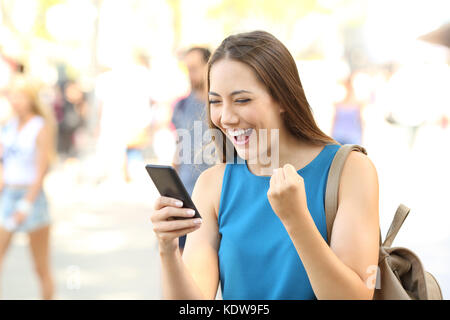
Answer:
[{"left": 145, "top": 164, "right": 201, "bottom": 219}]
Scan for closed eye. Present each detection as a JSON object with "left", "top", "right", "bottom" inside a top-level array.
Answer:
[
  {"left": 209, "top": 100, "right": 221, "bottom": 104},
  {"left": 236, "top": 98, "right": 251, "bottom": 104}
]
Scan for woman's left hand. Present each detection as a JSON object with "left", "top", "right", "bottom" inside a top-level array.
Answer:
[{"left": 267, "top": 164, "right": 310, "bottom": 226}]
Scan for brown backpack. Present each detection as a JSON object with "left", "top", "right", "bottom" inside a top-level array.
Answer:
[{"left": 324, "top": 144, "right": 443, "bottom": 300}]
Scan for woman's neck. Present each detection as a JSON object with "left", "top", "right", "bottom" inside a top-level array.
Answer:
[
  {"left": 17, "top": 112, "right": 34, "bottom": 127},
  {"left": 247, "top": 129, "right": 318, "bottom": 176}
]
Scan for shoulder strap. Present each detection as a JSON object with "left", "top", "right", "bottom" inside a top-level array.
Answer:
[
  {"left": 324, "top": 144, "right": 369, "bottom": 245},
  {"left": 383, "top": 204, "right": 410, "bottom": 247}
]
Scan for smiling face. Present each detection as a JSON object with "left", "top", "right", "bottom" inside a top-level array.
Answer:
[{"left": 209, "top": 58, "right": 285, "bottom": 162}]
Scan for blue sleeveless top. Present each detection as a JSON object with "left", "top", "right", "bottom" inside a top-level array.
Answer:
[{"left": 218, "top": 143, "right": 341, "bottom": 300}]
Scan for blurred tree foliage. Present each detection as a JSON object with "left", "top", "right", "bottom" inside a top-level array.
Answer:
[
  {"left": 167, "top": 0, "right": 182, "bottom": 52},
  {"left": 207, "top": 0, "right": 321, "bottom": 36},
  {"left": 34, "top": 0, "right": 66, "bottom": 40},
  {"left": 0, "top": 0, "right": 64, "bottom": 40},
  {"left": 205, "top": 0, "right": 367, "bottom": 63}
]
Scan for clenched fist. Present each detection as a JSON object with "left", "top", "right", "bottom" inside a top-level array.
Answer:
[{"left": 267, "top": 164, "right": 310, "bottom": 226}]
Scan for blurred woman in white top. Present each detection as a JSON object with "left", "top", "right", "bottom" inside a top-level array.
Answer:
[{"left": 0, "top": 77, "right": 56, "bottom": 299}]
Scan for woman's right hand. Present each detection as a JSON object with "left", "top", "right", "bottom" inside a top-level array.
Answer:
[{"left": 151, "top": 196, "right": 202, "bottom": 254}]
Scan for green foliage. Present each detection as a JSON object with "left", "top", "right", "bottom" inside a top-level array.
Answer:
[
  {"left": 207, "top": 0, "right": 319, "bottom": 34},
  {"left": 34, "top": 0, "right": 66, "bottom": 40}
]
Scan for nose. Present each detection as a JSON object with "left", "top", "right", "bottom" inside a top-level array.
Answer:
[{"left": 220, "top": 103, "right": 239, "bottom": 127}]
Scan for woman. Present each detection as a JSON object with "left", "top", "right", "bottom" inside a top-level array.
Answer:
[
  {"left": 0, "top": 77, "right": 55, "bottom": 299},
  {"left": 151, "top": 31, "right": 380, "bottom": 300},
  {"left": 331, "top": 74, "right": 364, "bottom": 145}
]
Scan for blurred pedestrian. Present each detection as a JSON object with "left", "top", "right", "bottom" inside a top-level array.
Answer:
[
  {"left": 95, "top": 52, "right": 154, "bottom": 184},
  {"left": 124, "top": 53, "right": 155, "bottom": 183},
  {"left": 151, "top": 31, "right": 380, "bottom": 300},
  {"left": 331, "top": 74, "right": 364, "bottom": 145},
  {"left": 0, "top": 77, "right": 56, "bottom": 299},
  {"left": 57, "top": 80, "right": 88, "bottom": 158},
  {"left": 171, "top": 47, "right": 213, "bottom": 253}
]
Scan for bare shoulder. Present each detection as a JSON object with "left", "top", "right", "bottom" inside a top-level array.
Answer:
[
  {"left": 341, "top": 150, "right": 378, "bottom": 181},
  {"left": 198, "top": 163, "right": 227, "bottom": 181},
  {"left": 36, "top": 121, "right": 52, "bottom": 140},
  {"left": 338, "top": 150, "right": 379, "bottom": 211},
  {"left": 192, "top": 163, "right": 227, "bottom": 219},
  {"left": 36, "top": 122, "right": 53, "bottom": 148}
]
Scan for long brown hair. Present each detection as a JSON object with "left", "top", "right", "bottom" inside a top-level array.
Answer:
[{"left": 206, "top": 30, "right": 338, "bottom": 163}]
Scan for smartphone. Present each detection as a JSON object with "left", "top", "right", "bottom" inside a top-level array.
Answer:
[{"left": 145, "top": 164, "right": 201, "bottom": 219}]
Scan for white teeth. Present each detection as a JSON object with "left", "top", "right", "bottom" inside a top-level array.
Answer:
[{"left": 227, "top": 128, "right": 253, "bottom": 136}]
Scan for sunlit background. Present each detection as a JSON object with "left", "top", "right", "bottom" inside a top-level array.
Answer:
[{"left": 0, "top": 0, "right": 449, "bottom": 299}]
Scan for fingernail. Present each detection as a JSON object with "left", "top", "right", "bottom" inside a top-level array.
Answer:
[
  {"left": 175, "top": 200, "right": 183, "bottom": 207},
  {"left": 193, "top": 218, "right": 202, "bottom": 224},
  {"left": 186, "top": 209, "right": 195, "bottom": 216}
]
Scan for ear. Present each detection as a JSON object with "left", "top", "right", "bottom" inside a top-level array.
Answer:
[{"left": 275, "top": 100, "right": 285, "bottom": 113}]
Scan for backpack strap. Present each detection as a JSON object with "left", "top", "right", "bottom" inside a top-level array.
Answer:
[
  {"left": 324, "top": 144, "right": 382, "bottom": 246},
  {"left": 382, "top": 204, "right": 410, "bottom": 247}
]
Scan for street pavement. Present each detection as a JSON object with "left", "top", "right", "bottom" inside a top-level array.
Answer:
[{"left": 2, "top": 159, "right": 163, "bottom": 299}]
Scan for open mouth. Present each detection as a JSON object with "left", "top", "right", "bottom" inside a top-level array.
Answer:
[{"left": 227, "top": 128, "right": 254, "bottom": 146}]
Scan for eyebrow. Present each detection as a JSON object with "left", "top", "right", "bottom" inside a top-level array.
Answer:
[{"left": 208, "top": 90, "right": 252, "bottom": 97}]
